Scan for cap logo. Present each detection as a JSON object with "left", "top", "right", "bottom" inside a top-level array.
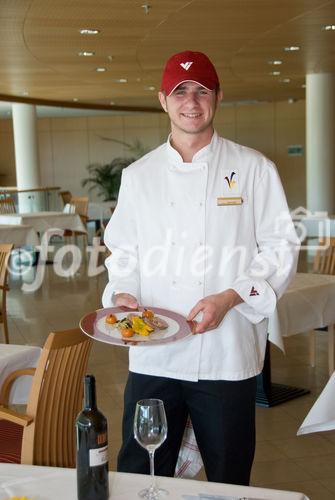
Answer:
[{"left": 180, "top": 61, "right": 193, "bottom": 70}]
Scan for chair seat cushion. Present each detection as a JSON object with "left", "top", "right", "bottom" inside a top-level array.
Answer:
[{"left": 0, "top": 419, "right": 23, "bottom": 463}]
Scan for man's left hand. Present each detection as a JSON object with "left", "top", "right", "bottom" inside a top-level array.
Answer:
[{"left": 187, "top": 289, "right": 243, "bottom": 334}]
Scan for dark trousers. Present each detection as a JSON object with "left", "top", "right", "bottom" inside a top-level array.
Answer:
[{"left": 117, "top": 372, "right": 257, "bottom": 485}]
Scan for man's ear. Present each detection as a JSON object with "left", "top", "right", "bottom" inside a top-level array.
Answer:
[
  {"left": 216, "top": 89, "right": 223, "bottom": 106},
  {"left": 158, "top": 91, "right": 168, "bottom": 113}
]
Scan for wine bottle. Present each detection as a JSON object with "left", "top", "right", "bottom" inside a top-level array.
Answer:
[{"left": 76, "top": 374, "right": 109, "bottom": 500}]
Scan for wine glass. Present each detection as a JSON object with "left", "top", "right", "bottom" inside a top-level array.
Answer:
[{"left": 134, "top": 398, "right": 168, "bottom": 499}]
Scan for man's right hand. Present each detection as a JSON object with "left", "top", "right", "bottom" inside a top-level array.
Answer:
[{"left": 114, "top": 293, "right": 139, "bottom": 309}]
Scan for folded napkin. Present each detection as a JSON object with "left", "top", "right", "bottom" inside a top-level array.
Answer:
[
  {"left": 175, "top": 417, "right": 203, "bottom": 478},
  {"left": 297, "top": 371, "right": 335, "bottom": 435}
]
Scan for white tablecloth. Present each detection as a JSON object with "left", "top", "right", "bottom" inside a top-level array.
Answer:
[
  {"left": 0, "top": 212, "right": 86, "bottom": 234},
  {"left": 0, "top": 224, "right": 40, "bottom": 247},
  {"left": 0, "top": 344, "right": 41, "bottom": 404},
  {"left": 297, "top": 371, "right": 335, "bottom": 435},
  {"left": 0, "top": 464, "right": 310, "bottom": 500},
  {"left": 268, "top": 272, "right": 335, "bottom": 351}
]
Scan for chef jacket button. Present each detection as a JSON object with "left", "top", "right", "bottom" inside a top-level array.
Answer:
[
  {"left": 172, "top": 280, "right": 177, "bottom": 285},
  {"left": 169, "top": 201, "right": 175, "bottom": 207},
  {"left": 198, "top": 281, "right": 203, "bottom": 286}
]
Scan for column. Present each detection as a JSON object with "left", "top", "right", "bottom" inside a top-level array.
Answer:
[
  {"left": 12, "top": 103, "right": 43, "bottom": 212},
  {"left": 306, "top": 73, "right": 335, "bottom": 215}
]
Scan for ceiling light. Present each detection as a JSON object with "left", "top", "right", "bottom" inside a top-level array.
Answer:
[
  {"left": 284, "top": 46, "right": 300, "bottom": 52},
  {"left": 21, "top": 90, "right": 29, "bottom": 96},
  {"left": 141, "top": 4, "right": 151, "bottom": 14},
  {"left": 73, "top": 98, "right": 79, "bottom": 102},
  {"left": 322, "top": 24, "right": 335, "bottom": 31},
  {"left": 78, "top": 51, "right": 95, "bottom": 57},
  {"left": 279, "top": 78, "right": 291, "bottom": 83},
  {"left": 107, "top": 55, "right": 113, "bottom": 61},
  {"left": 96, "top": 67, "right": 107, "bottom": 72},
  {"left": 269, "top": 71, "right": 281, "bottom": 76},
  {"left": 110, "top": 101, "right": 115, "bottom": 105},
  {"left": 145, "top": 86, "right": 156, "bottom": 91},
  {"left": 268, "top": 60, "right": 282, "bottom": 65},
  {"left": 79, "top": 29, "right": 100, "bottom": 35},
  {"left": 114, "top": 78, "right": 127, "bottom": 83}
]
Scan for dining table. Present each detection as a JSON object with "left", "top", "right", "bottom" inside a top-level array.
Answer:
[
  {"left": 0, "top": 463, "right": 310, "bottom": 500},
  {"left": 257, "top": 272, "right": 335, "bottom": 407},
  {"left": 0, "top": 224, "right": 40, "bottom": 247},
  {"left": 0, "top": 211, "right": 86, "bottom": 235},
  {"left": 0, "top": 344, "right": 41, "bottom": 404}
]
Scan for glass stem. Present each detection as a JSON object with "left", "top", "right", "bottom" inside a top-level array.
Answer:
[{"left": 148, "top": 449, "right": 156, "bottom": 493}]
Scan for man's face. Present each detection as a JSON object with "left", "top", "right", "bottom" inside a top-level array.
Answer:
[{"left": 158, "top": 81, "right": 222, "bottom": 136}]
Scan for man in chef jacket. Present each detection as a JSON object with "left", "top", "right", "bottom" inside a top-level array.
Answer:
[{"left": 102, "top": 50, "right": 299, "bottom": 485}]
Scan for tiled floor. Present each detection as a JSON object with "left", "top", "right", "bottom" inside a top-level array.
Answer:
[{"left": 4, "top": 250, "right": 335, "bottom": 500}]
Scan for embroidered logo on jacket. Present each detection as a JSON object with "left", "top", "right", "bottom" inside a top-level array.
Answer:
[
  {"left": 224, "top": 171, "right": 237, "bottom": 189},
  {"left": 180, "top": 62, "right": 193, "bottom": 70},
  {"left": 249, "top": 286, "right": 259, "bottom": 297}
]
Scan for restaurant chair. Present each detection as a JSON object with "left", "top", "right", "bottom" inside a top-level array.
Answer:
[
  {"left": 0, "top": 328, "right": 92, "bottom": 466},
  {"left": 0, "top": 243, "right": 14, "bottom": 344},
  {"left": 309, "top": 237, "right": 335, "bottom": 375},
  {"left": 59, "top": 190, "right": 72, "bottom": 207},
  {"left": 63, "top": 196, "right": 89, "bottom": 247},
  {"left": 0, "top": 196, "right": 16, "bottom": 214}
]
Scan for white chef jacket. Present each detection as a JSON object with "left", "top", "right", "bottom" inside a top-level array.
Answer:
[{"left": 102, "top": 131, "right": 299, "bottom": 381}]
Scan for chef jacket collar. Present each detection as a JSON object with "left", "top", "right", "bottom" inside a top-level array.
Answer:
[{"left": 166, "top": 130, "right": 218, "bottom": 168}]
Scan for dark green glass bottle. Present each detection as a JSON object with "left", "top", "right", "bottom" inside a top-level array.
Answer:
[{"left": 76, "top": 375, "right": 109, "bottom": 500}]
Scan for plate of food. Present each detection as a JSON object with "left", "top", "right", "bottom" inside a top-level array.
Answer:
[{"left": 79, "top": 306, "right": 194, "bottom": 346}]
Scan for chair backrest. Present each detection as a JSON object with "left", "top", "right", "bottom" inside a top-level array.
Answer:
[
  {"left": 69, "top": 196, "right": 89, "bottom": 220},
  {"left": 21, "top": 328, "right": 92, "bottom": 467},
  {"left": 313, "top": 237, "right": 335, "bottom": 275},
  {"left": 59, "top": 190, "right": 72, "bottom": 206},
  {"left": 0, "top": 244, "right": 13, "bottom": 290},
  {"left": 0, "top": 197, "right": 16, "bottom": 214}
]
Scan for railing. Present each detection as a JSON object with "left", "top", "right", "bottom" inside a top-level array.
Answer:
[{"left": 0, "top": 186, "right": 61, "bottom": 212}]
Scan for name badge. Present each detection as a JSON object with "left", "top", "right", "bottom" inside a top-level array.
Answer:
[{"left": 217, "top": 196, "right": 243, "bottom": 206}]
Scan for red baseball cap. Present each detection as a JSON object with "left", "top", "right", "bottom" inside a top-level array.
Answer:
[{"left": 160, "top": 50, "right": 220, "bottom": 96}]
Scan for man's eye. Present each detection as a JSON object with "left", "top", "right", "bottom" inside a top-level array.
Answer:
[{"left": 174, "top": 90, "right": 185, "bottom": 96}]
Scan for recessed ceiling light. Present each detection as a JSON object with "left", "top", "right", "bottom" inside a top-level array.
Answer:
[
  {"left": 145, "top": 85, "right": 156, "bottom": 91},
  {"left": 322, "top": 24, "right": 335, "bottom": 31},
  {"left": 268, "top": 60, "right": 282, "bottom": 65},
  {"left": 114, "top": 78, "right": 127, "bottom": 83},
  {"left": 21, "top": 90, "right": 29, "bottom": 96},
  {"left": 279, "top": 78, "right": 291, "bottom": 83},
  {"left": 269, "top": 71, "right": 281, "bottom": 76},
  {"left": 73, "top": 98, "right": 79, "bottom": 102},
  {"left": 78, "top": 51, "right": 95, "bottom": 57},
  {"left": 284, "top": 46, "right": 300, "bottom": 52},
  {"left": 79, "top": 28, "right": 100, "bottom": 35},
  {"left": 96, "top": 67, "right": 107, "bottom": 72},
  {"left": 110, "top": 101, "right": 115, "bottom": 105}
]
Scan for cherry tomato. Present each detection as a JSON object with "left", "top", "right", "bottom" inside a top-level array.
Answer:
[
  {"left": 105, "top": 314, "right": 117, "bottom": 324},
  {"left": 142, "top": 308, "right": 154, "bottom": 319},
  {"left": 121, "top": 328, "right": 135, "bottom": 338}
]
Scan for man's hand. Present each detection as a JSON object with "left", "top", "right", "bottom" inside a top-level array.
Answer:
[
  {"left": 187, "top": 289, "right": 243, "bottom": 334},
  {"left": 114, "top": 293, "right": 139, "bottom": 309}
]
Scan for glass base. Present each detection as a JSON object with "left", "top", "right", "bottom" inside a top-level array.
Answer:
[{"left": 138, "top": 487, "right": 168, "bottom": 499}]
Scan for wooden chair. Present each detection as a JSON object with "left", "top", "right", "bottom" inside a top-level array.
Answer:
[
  {"left": 0, "top": 196, "right": 16, "bottom": 214},
  {"left": 59, "top": 190, "right": 72, "bottom": 207},
  {"left": 0, "top": 328, "right": 92, "bottom": 466},
  {"left": 64, "top": 196, "right": 89, "bottom": 247},
  {"left": 0, "top": 244, "right": 14, "bottom": 343},
  {"left": 309, "top": 237, "right": 335, "bottom": 375}
]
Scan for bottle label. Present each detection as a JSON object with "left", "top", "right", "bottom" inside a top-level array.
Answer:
[{"left": 89, "top": 445, "right": 108, "bottom": 467}]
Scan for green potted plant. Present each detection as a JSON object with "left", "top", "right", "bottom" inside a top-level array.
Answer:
[{"left": 81, "top": 138, "right": 148, "bottom": 201}]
